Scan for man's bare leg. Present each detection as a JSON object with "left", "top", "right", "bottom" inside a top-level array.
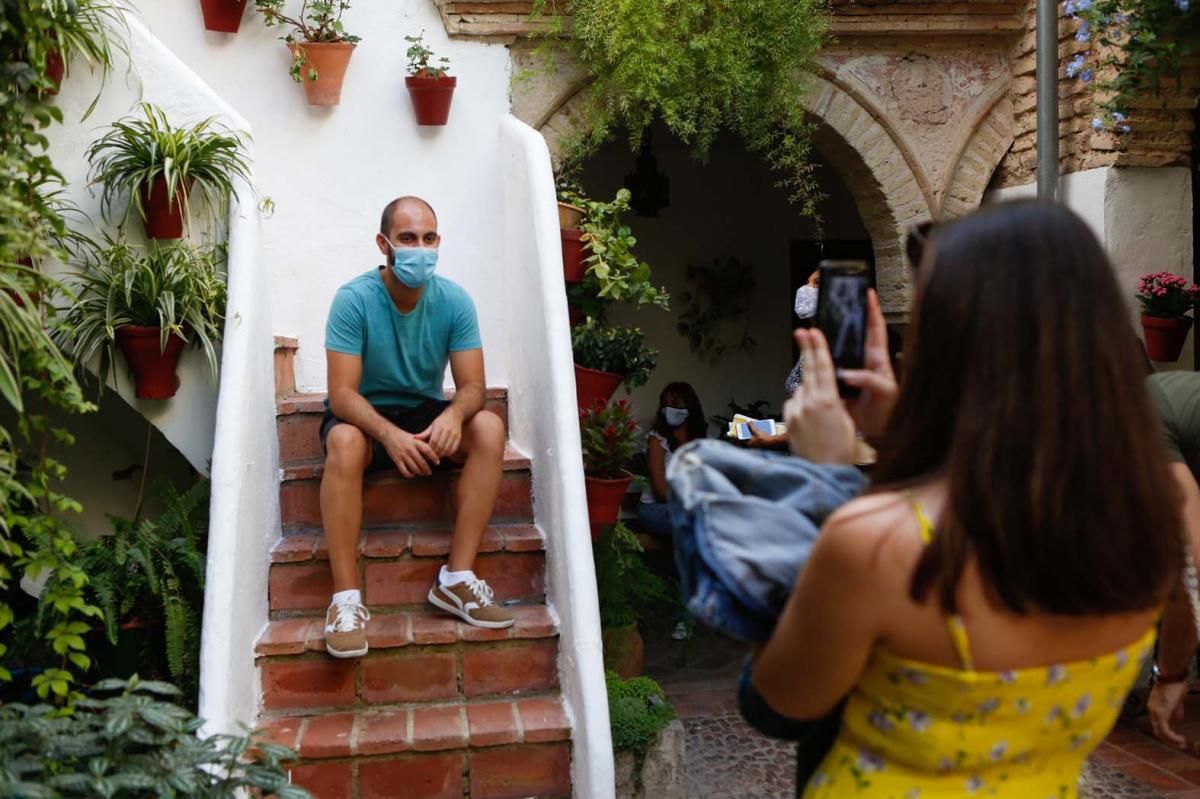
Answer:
[
  {"left": 447, "top": 410, "right": 506, "bottom": 571},
  {"left": 320, "top": 424, "right": 374, "bottom": 657}
]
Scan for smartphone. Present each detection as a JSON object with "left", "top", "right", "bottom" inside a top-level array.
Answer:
[
  {"left": 735, "top": 419, "right": 777, "bottom": 440},
  {"left": 816, "top": 260, "right": 870, "bottom": 398}
]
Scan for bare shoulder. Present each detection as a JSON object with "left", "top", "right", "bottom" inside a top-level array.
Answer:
[{"left": 818, "top": 491, "right": 924, "bottom": 573}]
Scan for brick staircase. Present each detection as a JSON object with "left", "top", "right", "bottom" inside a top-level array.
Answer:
[{"left": 258, "top": 379, "right": 572, "bottom": 799}]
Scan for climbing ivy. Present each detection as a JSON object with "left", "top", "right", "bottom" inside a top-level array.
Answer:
[{"left": 533, "top": 0, "right": 831, "bottom": 216}]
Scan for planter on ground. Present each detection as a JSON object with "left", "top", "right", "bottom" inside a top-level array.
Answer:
[
  {"left": 139, "top": 175, "right": 192, "bottom": 240},
  {"left": 1141, "top": 315, "right": 1192, "bottom": 362},
  {"left": 116, "top": 326, "right": 186, "bottom": 400},
  {"left": 602, "top": 623, "right": 644, "bottom": 679},
  {"left": 562, "top": 228, "right": 586, "bottom": 283},
  {"left": 288, "top": 42, "right": 356, "bottom": 106},
  {"left": 405, "top": 74, "right": 457, "bottom": 125},
  {"left": 615, "top": 719, "right": 686, "bottom": 799},
  {"left": 584, "top": 470, "right": 634, "bottom": 540},
  {"left": 200, "top": 0, "right": 249, "bottom": 32},
  {"left": 558, "top": 201, "right": 585, "bottom": 230},
  {"left": 575, "top": 363, "right": 622, "bottom": 410}
]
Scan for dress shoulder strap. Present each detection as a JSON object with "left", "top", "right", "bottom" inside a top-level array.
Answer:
[{"left": 905, "top": 492, "right": 976, "bottom": 671}]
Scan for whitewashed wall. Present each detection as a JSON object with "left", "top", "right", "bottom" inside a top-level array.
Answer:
[
  {"left": 128, "top": 0, "right": 514, "bottom": 394},
  {"left": 989, "top": 166, "right": 1196, "bottom": 369}
]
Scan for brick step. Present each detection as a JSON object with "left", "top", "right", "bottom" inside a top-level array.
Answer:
[
  {"left": 279, "top": 451, "right": 532, "bottom": 530},
  {"left": 259, "top": 636, "right": 560, "bottom": 713},
  {"left": 274, "top": 741, "right": 571, "bottom": 799},
  {"left": 269, "top": 540, "right": 545, "bottom": 616},
  {"left": 257, "top": 605, "right": 557, "bottom": 657},
  {"left": 277, "top": 389, "right": 510, "bottom": 465},
  {"left": 272, "top": 523, "right": 544, "bottom": 565}
]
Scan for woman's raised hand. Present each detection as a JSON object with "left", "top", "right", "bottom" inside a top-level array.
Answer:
[
  {"left": 784, "top": 328, "right": 857, "bottom": 464},
  {"left": 839, "top": 289, "right": 898, "bottom": 440}
]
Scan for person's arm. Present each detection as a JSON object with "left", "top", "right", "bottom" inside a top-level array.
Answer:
[
  {"left": 417, "top": 348, "right": 486, "bottom": 457},
  {"left": 646, "top": 435, "right": 669, "bottom": 500},
  {"left": 751, "top": 505, "right": 882, "bottom": 718},
  {"left": 327, "top": 350, "right": 438, "bottom": 476},
  {"left": 746, "top": 426, "right": 788, "bottom": 449},
  {"left": 1148, "top": 461, "right": 1200, "bottom": 748}
]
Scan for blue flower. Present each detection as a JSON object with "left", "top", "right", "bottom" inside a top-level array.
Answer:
[
  {"left": 1081, "top": 68, "right": 1094, "bottom": 83},
  {"left": 1112, "top": 111, "right": 1126, "bottom": 123},
  {"left": 1119, "top": 124, "right": 1132, "bottom": 134},
  {"left": 1091, "top": 117, "right": 1105, "bottom": 131},
  {"left": 1066, "top": 54, "right": 1086, "bottom": 77},
  {"left": 1075, "top": 20, "right": 1091, "bottom": 40}
]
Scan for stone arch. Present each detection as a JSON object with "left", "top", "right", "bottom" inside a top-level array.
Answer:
[
  {"left": 532, "top": 75, "right": 930, "bottom": 315},
  {"left": 940, "top": 86, "right": 1015, "bottom": 219}
]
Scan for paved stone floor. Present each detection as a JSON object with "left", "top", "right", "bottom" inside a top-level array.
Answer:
[{"left": 642, "top": 620, "right": 1200, "bottom": 798}]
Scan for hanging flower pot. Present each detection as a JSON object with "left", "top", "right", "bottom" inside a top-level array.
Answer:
[
  {"left": 585, "top": 471, "right": 634, "bottom": 540},
  {"left": 1141, "top": 315, "right": 1192, "bottom": 362},
  {"left": 602, "top": 623, "right": 645, "bottom": 679},
  {"left": 575, "top": 363, "right": 622, "bottom": 410},
  {"left": 138, "top": 175, "right": 192, "bottom": 240},
  {"left": 405, "top": 73, "right": 457, "bottom": 125},
  {"left": 557, "top": 201, "right": 585, "bottom": 230},
  {"left": 288, "top": 42, "right": 356, "bottom": 107},
  {"left": 200, "top": 0, "right": 249, "bottom": 32},
  {"left": 561, "top": 228, "right": 586, "bottom": 284},
  {"left": 116, "top": 326, "right": 186, "bottom": 400},
  {"left": 44, "top": 49, "right": 65, "bottom": 95}
]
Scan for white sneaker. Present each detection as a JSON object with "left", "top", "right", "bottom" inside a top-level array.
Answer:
[
  {"left": 672, "top": 621, "right": 692, "bottom": 641},
  {"left": 324, "top": 600, "right": 371, "bottom": 658}
]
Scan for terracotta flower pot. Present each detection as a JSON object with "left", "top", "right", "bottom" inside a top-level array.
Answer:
[
  {"left": 405, "top": 73, "right": 457, "bottom": 125},
  {"left": 116, "top": 325, "right": 186, "bottom": 400},
  {"left": 561, "top": 228, "right": 586, "bottom": 284},
  {"left": 288, "top": 42, "right": 356, "bottom": 107},
  {"left": 568, "top": 303, "right": 583, "bottom": 328},
  {"left": 138, "top": 175, "right": 192, "bottom": 240},
  {"left": 1141, "top": 315, "right": 1192, "bottom": 362},
  {"left": 44, "top": 49, "right": 64, "bottom": 95},
  {"left": 200, "top": 0, "right": 248, "bottom": 32},
  {"left": 602, "top": 623, "right": 645, "bottom": 679},
  {"left": 585, "top": 471, "right": 634, "bottom": 540},
  {"left": 574, "top": 363, "right": 622, "bottom": 410},
  {"left": 557, "top": 201, "right": 585, "bottom": 230}
]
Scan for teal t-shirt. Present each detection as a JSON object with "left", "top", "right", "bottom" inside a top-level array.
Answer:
[
  {"left": 325, "top": 269, "right": 481, "bottom": 408},
  {"left": 1147, "top": 371, "right": 1200, "bottom": 477}
]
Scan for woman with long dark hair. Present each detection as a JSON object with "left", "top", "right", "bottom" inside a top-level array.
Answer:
[
  {"left": 638, "top": 381, "right": 707, "bottom": 537},
  {"left": 753, "top": 200, "right": 1183, "bottom": 797}
]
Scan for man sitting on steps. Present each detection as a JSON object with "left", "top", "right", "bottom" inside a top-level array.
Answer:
[{"left": 319, "top": 195, "right": 512, "bottom": 659}]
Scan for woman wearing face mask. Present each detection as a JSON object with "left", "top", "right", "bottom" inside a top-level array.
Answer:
[{"left": 638, "top": 382, "right": 707, "bottom": 537}]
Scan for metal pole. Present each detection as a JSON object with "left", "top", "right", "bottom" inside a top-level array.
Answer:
[{"left": 1036, "top": 0, "right": 1060, "bottom": 201}]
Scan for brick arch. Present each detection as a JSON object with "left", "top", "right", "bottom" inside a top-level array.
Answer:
[
  {"left": 534, "top": 76, "right": 930, "bottom": 314},
  {"left": 940, "top": 86, "right": 1015, "bottom": 219}
]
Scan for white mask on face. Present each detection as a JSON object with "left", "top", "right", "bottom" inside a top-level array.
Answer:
[{"left": 664, "top": 407, "right": 689, "bottom": 428}]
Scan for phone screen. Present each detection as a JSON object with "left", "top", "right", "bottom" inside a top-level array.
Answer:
[{"left": 816, "top": 260, "right": 870, "bottom": 398}]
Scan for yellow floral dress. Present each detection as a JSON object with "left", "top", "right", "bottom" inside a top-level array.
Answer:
[{"left": 803, "top": 500, "right": 1156, "bottom": 799}]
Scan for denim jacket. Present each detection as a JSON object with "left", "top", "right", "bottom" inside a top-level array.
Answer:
[{"left": 665, "top": 439, "right": 868, "bottom": 644}]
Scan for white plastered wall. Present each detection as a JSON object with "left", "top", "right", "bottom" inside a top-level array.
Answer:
[
  {"left": 127, "top": 0, "right": 515, "bottom": 394},
  {"left": 989, "top": 166, "right": 1196, "bottom": 368}
]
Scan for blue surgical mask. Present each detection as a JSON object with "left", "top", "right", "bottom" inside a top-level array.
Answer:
[
  {"left": 664, "top": 407, "right": 689, "bottom": 428},
  {"left": 387, "top": 245, "right": 438, "bottom": 288}
]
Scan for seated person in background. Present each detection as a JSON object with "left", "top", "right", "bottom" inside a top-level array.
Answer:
[{"left": 639, "top": 382, "right": 707, "bottom": 536}]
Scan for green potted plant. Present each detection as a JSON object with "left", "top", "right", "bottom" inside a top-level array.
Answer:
[
  {"left": 24, "top": 0, "right": 128, "bottom": 103},
  {"left": 78, "top": 480, "right": 209, "bottom": 700},
  {"left": 65, "top": 239, "right": 227, "bottom": 400},
  {"left": 1136, "top": 271, "right": 1199, "bottom": 362},
  {"left": 404, "top": 31, "right": 455, "bottom": 126},
  {"left": 571, "top": 317, "right": 657, "bottom": 409},
  {"left": 200, "top": 0, "right": 250, "bottom": 33},
  {"left": 256, "top": 0, "right": 360, "bottom": 107},
  {"left": 593, "top": 525, "right": 674, "bottom": 676},
  {"left": 580, "top": 398, "right": 639, "bottom": 538},
  {"left": 86, "top": 103, "right": 251, "bottom": 239},
  {"left": 0, "top": 677, "right": 310, "bottom": 798}
]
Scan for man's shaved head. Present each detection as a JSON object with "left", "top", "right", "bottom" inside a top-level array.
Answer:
[{"left": 380, "top": 196, "right": 438, "bottom": 238}]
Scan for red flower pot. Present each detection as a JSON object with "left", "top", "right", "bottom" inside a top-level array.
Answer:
[
  {"left": 1141, "top": 315, "right": 1192, "bottom": 362},
  {"left": 561, "top": 228, "right": 586, "bottom": 284},
  {"left": 405, "top": 74, "right": 457, "bottom": 125},
  {"left": 574, "top": 363, "right": 622, "bottom": 410},
  {"left": 200, "top": 0, "right": 248, "bottom": 32},
  {"left": 585, "top": 471, "right": 634, "bottom": 540},
  {"left": 44, "top": 49, "right": 64, "bottom": 95},
  {"left": 568, "top": 303, "right": 583, "bottom": 328},
  {"left": 289, "top": 42, "right": 356, "bottom": 107},
  {"left": 139, "top": 176, "right": 191, "bottom": 239},
  {"left": 602, "top": 623, "right": 644, "bottom": 679},
  {"left": 116, "top": 325, "right": 186, "bottom": 400}
]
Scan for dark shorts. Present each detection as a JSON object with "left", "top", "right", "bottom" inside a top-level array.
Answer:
[{"left": 319, "top": 398, "right": 452, "bottom": 475}]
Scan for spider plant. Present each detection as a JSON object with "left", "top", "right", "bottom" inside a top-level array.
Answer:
[
  {"left": 25, "top": 0, "right": 130, "bottom": 116},
  {"left": 63, "top": 239, "right": 228, "bottom": 391},
  {"left": 85, "top": 103, "right": 251, "bottom": 235}
]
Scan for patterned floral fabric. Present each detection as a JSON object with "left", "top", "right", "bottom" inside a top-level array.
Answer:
[{"left": 803, "top": 498, "right": 1156, "bottom": 798}]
